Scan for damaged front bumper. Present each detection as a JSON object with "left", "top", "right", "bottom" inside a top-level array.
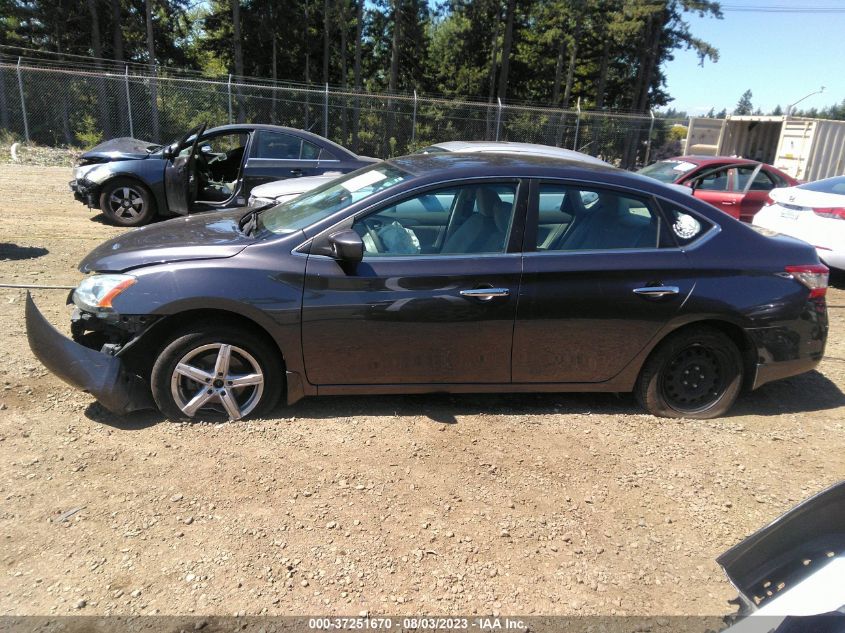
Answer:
[
  {"left": 69, "top": 178, "right": 98, "bottom": 207},
  {"left": 25, "top": 293, "right": 153, "bottom": 414}
]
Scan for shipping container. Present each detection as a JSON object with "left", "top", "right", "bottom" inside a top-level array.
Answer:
[{"left": 683, "top": 115, "right": 845, "bottom": 181}]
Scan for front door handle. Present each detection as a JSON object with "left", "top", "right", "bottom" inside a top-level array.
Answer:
[
  {"left": 460, "top": 288, "right": 510, "bottom": 301},
  {"left": 633, "top": 286, "right": 680, "bottom": 298},
  {"left": 291, "top": 169, "right": 304, "bottom": 177}
]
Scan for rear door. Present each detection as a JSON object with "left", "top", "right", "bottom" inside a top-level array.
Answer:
[
  {"left": 513, "top": 181, "right": 696, "bottom": 383},
  {"left": 242, "top": 130, "right": 323, "bottom": 193},
  {"left": 164, "top": 124, "right": 205, "bottom": 215},
  {"left": 735, "top": 164, "right": 778, "bottom": 222}
]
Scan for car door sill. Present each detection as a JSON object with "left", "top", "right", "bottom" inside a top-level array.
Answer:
[{"left": 315, "top": 381, "right": 627, "bottom": 396}]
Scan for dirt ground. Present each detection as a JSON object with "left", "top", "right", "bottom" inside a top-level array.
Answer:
[{"left": 0, "top": 164, "right": 843, "bottom": 618}]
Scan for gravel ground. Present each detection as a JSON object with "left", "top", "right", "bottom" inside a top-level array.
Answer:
[{"left": 1, "top": 165, "right": 844, "bottom": 617}]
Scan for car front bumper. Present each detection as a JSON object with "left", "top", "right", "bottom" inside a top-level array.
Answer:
[
  {"left": 25, "top": 293, "right": 153, "bottom": 414},
  {"left": 69, "top": 178, "right": 98, "bottom": 207}
]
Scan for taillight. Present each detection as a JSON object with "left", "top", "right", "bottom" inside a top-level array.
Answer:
[
  {"left": 811, "top": 207, "right": 845, "bottom": 220},
  {"left": 763, "top": 194, "right": 775, "bottom": 207},
  {"left": 785, "top": 264, "right": 829, "bottom": 298}
]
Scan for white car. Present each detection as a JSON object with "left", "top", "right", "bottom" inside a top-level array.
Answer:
[
  {"left": 417, "top": 140, "right": 609, "bottom": 166},
  {"left": 753, "top": 176, "right": 845, "bottom": 270},
  {"left": 248, "top": 173, "right": 340, "bottom": 209},
  {"left": 248, "top": 142, "right": 610, "bottom": 209}
]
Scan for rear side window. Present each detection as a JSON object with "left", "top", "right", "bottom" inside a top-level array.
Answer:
[
  {"left": 535, "top": 184, "right": 669, "bottom": 251},
  {"left": 736, "top": 166, "right": 776, "bottom": 191},
  {"left": 659, "top": 202, "right": 714, "bottom": 246},
  {"left": 255, "top": 131, "right": 303, "bottom": 159}
]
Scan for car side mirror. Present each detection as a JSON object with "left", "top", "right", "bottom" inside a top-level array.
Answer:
[
  {"left": 201, "top": 145, "right": 213, "bottom": 154},
  {"left": 329, "top": 229, "right": 364, "bottom": 264}
]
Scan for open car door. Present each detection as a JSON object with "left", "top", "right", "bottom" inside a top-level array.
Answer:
[
  {"left": 688, "top": 161, "right": 761, "bottom": 220},
  {"left": 164, "top": 123, "right": 206, "bottom": 215}
]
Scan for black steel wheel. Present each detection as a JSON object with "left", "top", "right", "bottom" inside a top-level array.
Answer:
[{"left": 635, "top": 326, "right": 743, "bottom": 419}]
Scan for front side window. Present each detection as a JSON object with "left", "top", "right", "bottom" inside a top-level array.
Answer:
[
  {"left": 352, "top": 183, "right": 517, "bottom": 257},
  {"left": 694, "top": 167, "right": 730, "bottom": 191},
  {"left": 535, "top": 184, "right": 665, "bottom": 251}
]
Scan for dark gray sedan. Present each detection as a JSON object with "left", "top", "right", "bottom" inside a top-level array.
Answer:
[
  {"left": 30, "top": 153, "right": 828, "bottom": 422},
  {"left": 69, "top": 124, "right": 377, "bottom": 226}
]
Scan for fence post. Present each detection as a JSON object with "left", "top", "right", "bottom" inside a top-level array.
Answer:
[
  {"left": 324, "top": 83, "right": 329, "bottom": 138},
  {"left": 16, "top": 57, "right": 30, "bottom": 143},
  {"left": 573, "top": 97, "right": 581, "bottom": 150},
  {"left": 411, "top": 89, "right": 417, "bottom": 144},
  {"left": 125, "top": 65, "right": 134, "bottom": 138},
  {"left": 227, "top": 74, "right": 233, "bottom": 124},
  {"left": 644, "top": 109, "right": 656, "bottom": 166},
  {"left": 495, "top": 97, "right": 503, "bottom": 141}
]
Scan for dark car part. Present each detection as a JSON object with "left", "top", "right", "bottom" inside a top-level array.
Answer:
[
  {"left": 34, "top": 153, "right": 829, "bottom": 422},
  {"left": 25, "top": 293, "right": 153, "bottom": 414},
  {"left": 634, "top": 325, "right": 744, "bottom": 418},
  {"left": 717, "top": 481, "right": 845, "bottom": 611},
  {"left": 149, "top": 324, "right": 284, "bottom": 421},
  {"left": 99, "top": 177, "right": 157, "bottom": 226}
]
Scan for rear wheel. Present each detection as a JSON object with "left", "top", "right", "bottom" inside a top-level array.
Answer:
[
  {"left": 635, "top": 326, "right": 743, "bottom": 419},
  {"left": 100, "top": 178, "right": 157, "bottom": 226},
  {"left": 151, "top": 325, "right": 283, "bottom": 422}
]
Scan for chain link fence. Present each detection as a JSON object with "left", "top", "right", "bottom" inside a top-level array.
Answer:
[{"left": 0, "top": 58, "right": 683, "bottom": 167}]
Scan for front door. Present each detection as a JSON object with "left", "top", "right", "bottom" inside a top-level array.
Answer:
[
  {"left": 301, "top": 181, "right": 526, "bottom": 386},
  {"left": 690, "top": 164, "right": 743, "bottom": 219},
  {"left": 513, "top": 181, "right": 695, "bottom": 383},
  {"left": 164, "top": 124, "right": 205, "bottom": 215}
]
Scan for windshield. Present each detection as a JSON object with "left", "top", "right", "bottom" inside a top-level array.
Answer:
[
  {"left": 798, "top": 175, "right": 845, "bottom": 195},
  {"left": 638, "top": 160, "right": 698, "bottom": 183},
  {"left": 258, "top": 163, "right": 412, "bottom": 235}
]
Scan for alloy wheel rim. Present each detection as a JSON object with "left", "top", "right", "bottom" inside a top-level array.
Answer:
[
  {"left": 108, "top": 187, "right": 145, "bottom": 220},
  {"left": 170, "top": 343, "right": 264, "bottom": 421},
  {"left": 660, "top": 345, "right": 728, "bottom": 413}
]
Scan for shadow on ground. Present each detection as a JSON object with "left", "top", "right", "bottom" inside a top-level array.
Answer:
[
  {"left": 0, "top": 243, "right": 48, "bottom": 261},
  {"left": 82, "top": 371, "right": 845, "bottom": 427}
]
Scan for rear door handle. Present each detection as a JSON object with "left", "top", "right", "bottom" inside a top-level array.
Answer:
[
  {"left": 291, "top": 169, "right": 303, "bottom": 177},
  {"left": 460, "top": 288, "right": 510, "bottom": 301},
  {"left": 633, "top": 286, "right": 679, "bottom": 298}
]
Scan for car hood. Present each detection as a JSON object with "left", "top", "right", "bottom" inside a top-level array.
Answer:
[
  {"left": 79, "top": 209, "right": 253, "bottom": 273},
  {"left": 251, "top": 175, "right": 338, "bottom": 200},
  {"left": 80, "top": 137, "right": 160, "bottom": 162}
]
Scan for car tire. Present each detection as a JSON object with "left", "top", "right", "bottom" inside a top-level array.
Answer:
[
  {"left": 635, "top": 326, "right": 743, "bottom": 419},
  {"left": 150, "top": 325, "right": 284, "bottom": 422},
  {"left": 99, "top": 178, "right": 157, "bottom": 226}
]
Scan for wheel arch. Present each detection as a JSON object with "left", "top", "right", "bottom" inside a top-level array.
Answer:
[
  {"left": 121, "top": 308, "right": 287, "bottom": 378},
  {"left": 645, "top": 318, "right": 758, "bottom": 391}
]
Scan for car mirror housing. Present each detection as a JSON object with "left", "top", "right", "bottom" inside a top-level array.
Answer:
[{"left": 329, "top": 229, "right": 364, "bottom": 264}]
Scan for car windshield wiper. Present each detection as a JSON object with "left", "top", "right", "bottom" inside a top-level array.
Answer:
[{"left": 238, "top": 201, "right": 278, "bottom": 236}]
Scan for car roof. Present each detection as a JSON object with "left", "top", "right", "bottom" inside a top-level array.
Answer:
[
  {"left": 426, "top": 141, "right": 608, "bottom": 166},
  {"left": 205, "top": 123, "right": 358, "bottom": 159},
  {"left": 667, "top": 155, "right": 761, "bottom": 167}
]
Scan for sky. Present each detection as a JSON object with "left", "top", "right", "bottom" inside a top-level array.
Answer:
[{"left": 662, "top": 1, "right": 845, "bottom": 116}]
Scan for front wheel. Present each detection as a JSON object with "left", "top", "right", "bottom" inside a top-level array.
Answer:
[
  {"left": 635, "top": 326, "right": 744, "bottom": 419},
  {"left": 150, "top": 326, "right": 283, "bottom": 422},
  {"left": 99, "top": 178, "right": 157, "bottom": 226}
]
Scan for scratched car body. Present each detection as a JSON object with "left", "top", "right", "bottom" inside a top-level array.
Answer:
[{"left": 27, "top": 153, "right": 828, "bottom": 422}]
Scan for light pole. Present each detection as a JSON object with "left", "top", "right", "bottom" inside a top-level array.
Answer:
[{"left": 787, "top": 86, "right": 825, "bottom": 116}]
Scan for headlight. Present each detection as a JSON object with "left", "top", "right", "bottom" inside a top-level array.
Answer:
[
  {"left": 74, "top": 274, "right": 136, "bottom": 313},
  {"left": 249, "top": 196, "right": 275, "bottom": 209},
  {"left": 84, "top": 165, "right": 114, "bottom": 184}
]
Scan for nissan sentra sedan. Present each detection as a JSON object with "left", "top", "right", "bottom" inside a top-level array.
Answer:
[{"left": 28, "top": 153, "right": 828, "bottom": 422}]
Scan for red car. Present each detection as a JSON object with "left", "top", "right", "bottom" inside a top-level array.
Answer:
[{"left": 638, "top": 156, "right": 799, "bottom": 222}]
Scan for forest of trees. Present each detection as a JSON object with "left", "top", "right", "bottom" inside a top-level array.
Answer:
[{"left": 1, "top": 0, "right": 726, "bottom": 112}]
